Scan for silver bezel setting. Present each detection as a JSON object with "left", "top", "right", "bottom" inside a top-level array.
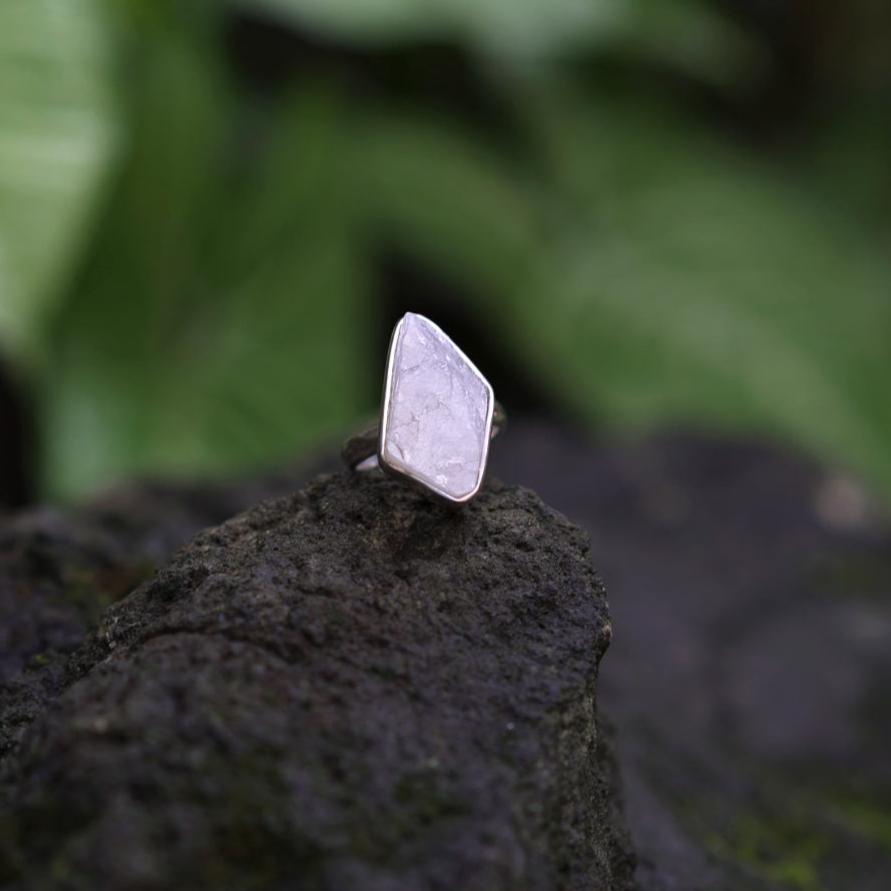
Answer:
[{"left": 377, "top": 314, "right": 495, "bottom": 505}]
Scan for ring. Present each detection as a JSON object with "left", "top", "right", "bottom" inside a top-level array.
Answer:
[{"left": 343, "top": 312, "right": 505, "bottom": 504}]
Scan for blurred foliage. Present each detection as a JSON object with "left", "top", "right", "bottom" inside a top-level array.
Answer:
[
  {"left": 1, "top": 0, "right": 889, "bottom": 499},
  {"left": 0, "top": 0, "right": 117, "bottom": 362},
  {"left": 43, "top": 36, "right": 367, "bottom": 494},
  {"left": 241, "top": 0, "right": 763, "bottom": 85}
]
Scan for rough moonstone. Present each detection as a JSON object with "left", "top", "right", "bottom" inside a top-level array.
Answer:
[{"left": 381, "top": 313, "right": 493, "bottom": 501}]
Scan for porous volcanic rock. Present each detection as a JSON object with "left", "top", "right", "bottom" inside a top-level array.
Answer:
[{"left": 0, "top": 471, "right": 633, "bottom": 891}]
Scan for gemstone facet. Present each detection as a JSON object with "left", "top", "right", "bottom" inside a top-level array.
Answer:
[{"left": 380, "top": 313, "right": 494, "bottom": 502}]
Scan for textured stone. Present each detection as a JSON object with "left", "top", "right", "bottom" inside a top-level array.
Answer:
[
  {"left": 5, "top": 422, "right": 891, "bottom": 891},
  {"left": 492, "top": 423, "right": 891, "bottom": 891},
  {"left": 381, "top": 313, "right": 493, "bottom": 501},
  {"left": 0, "top": 471, "right": 312, "bottom": 758},
  {"left": 0, "top": 471, "right": 634, "bottom": 891}
]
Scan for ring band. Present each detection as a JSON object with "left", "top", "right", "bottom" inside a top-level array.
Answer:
[{"left": 342, "top": 313, "right": 506, "bottom": 504}]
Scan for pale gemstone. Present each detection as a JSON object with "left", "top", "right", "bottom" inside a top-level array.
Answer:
[{"left": 381, "top": 313, "right": 493, "bottom": 501}]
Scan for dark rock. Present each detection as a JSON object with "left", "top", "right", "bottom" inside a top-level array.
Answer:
[
  {"left": 8, "top": 417, "right": 884, "bottom": 891},
  {"left": 0, "top": 472, "right": 633, "bottom": 890},
  {"left": 492, "top": 421, "right": 891, "bottom": 891},
  {"left": 0, "top": 468, "right": 318, "bottom": 757}
]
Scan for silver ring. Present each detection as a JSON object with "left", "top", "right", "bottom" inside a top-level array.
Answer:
[{"left": 343, "top": 312, "right": 506, "bottom": 504}]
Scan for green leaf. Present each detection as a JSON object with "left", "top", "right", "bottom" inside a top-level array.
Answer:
[
  {"left": 358, "top": 89, "right": 891, "bottom": 496},
  {"left": 26, "top": 2, "right": 887, "bottom": 504},
  {"left": 355, "top": 111, "right": 539, "bottom": 298},
  {"left": 41, "top": 41, "right": 366, "bottom": 499},
  {"left": 521, "top": 89, "right": 891, "bottom": 483},
  {"left": 0, "top": 0, "right": 118, "bottom": 364}
]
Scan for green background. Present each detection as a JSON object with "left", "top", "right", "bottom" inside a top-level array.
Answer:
[{"left": 2, "top": 0, "right": 889, "bottom": 500}]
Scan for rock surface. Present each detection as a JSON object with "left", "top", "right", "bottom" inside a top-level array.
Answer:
[
  {"left": 492, "top": 423, "right": 891, "bottom": 891},
  {"left": 0, "top": 471, "right": 307, "bottom": 759},
  {"left": 5, "top": 420, "right": 889, "bottom": 890},
  {"left": 0, "top": 471, "right": 633, "bottom": 890}
]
